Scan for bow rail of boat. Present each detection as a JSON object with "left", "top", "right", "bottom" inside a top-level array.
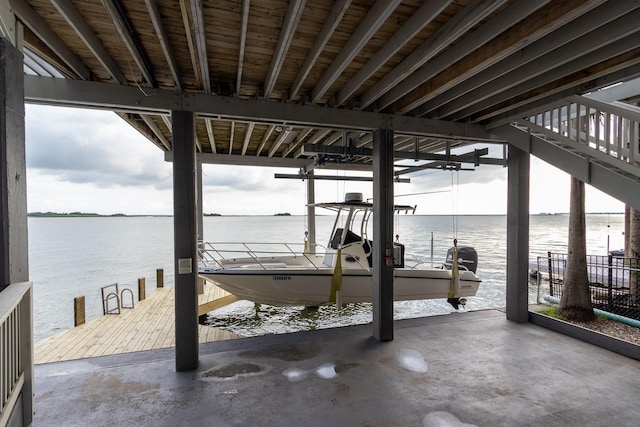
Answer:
[{"left": 198, "top": 241, "right": 370, "bottom": 271}]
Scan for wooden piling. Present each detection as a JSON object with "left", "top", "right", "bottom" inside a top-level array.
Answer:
[
  {"left": 157, "top": 268, "right": 164, "bottom": 288},
  {"left": 138, "top": 277, "right": 146, "bottom": 301},
  {"left": 74, "top": 296, "right": 85, "bottom": 326}
]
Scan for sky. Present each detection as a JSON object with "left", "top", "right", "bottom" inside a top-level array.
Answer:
[{"left": 24, "top": 104, "right": 625, "bottom": 216}]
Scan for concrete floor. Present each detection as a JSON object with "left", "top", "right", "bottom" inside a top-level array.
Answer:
[{"left": 33, "top": 310, "right": 640, "bottom": 427}]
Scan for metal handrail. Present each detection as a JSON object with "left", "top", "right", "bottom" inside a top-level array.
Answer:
[{"left": 198, "top": 241, "right": 374, "bottom": 271}]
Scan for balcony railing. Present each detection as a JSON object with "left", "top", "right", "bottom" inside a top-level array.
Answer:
[{"left": 0, "top": 282, "right": 33, "bottom": 427}]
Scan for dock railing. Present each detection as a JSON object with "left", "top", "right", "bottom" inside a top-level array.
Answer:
[
  {"left": 536, "top": 252, "right": 640, "bottom": 320},
  {"left": 0, "top": 282, "right": 33, "bottom": 427}
]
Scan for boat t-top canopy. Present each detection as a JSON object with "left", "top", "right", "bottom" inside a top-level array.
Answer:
[{"left": 310, "top": 192, "right": 416, "bottom": 214}]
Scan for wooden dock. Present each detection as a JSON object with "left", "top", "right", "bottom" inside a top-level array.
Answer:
[{"left": 34, "top": 283, "right": 242, "bottom": 364}]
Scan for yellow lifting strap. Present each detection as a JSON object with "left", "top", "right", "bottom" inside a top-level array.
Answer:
[
  {"left": 448, "top": 240, "right": 460, "bottom": 299},
  {"left": 329, "top": 247, "right": 342, "bottom": 303}
]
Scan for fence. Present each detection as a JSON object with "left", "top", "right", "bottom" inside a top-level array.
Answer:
[
  {"left": 0, "top": 282, "right": 33, "bottom": 426},
  {"left": 539, "top": 252, "right": 640, "bottom": 320}
]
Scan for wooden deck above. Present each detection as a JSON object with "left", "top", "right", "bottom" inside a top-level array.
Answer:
[{"left": 34, "top": 283, "right": 242, "bottom": 365}]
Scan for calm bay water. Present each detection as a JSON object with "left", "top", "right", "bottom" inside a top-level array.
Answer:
[{"left": 28, "top": 213, "right": 625, "bottom": 341}]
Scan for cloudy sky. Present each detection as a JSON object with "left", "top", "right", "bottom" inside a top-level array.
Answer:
[{"left": 24, "top": 104, "right": 624, "bottom": 216}]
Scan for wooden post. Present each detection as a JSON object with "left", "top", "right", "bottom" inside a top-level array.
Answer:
[
  {"left": 172, "top": 110, "right": 199, "bottom": 371},
  {"left": 74, "top": 296, "right": 86, "bottom": 326},
  {"left": 138, "top": 277, "right": 146, "bottom": 301},
  {"left": 506, "top": 145, "right": 530, "bottom": 323},
  {"left": 157, "top": 268, "right": 164, "bottom": 288},
  {"left": 198, "top": 276, "right": 204, "bottom": 295},
  {"left": 372, "top": 128, "right": 395, "bottom": 342}
]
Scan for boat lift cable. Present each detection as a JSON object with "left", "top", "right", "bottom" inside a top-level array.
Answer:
[
  {"left": 394, "top": 190, "right": 450, "bottom": 198},
  {"left": 451, "top": 170, "right": 459, "bottom": 240}
]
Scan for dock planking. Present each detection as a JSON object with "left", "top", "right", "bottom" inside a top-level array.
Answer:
[{"left": 34, "top": 283, "right": 242, "bottom": 364}]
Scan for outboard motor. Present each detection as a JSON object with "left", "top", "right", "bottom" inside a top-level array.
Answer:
[{"left": 445, "top": 246, "right": 478, "bottom": 273}]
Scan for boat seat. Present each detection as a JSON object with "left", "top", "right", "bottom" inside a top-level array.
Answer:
[{"left": 331, "top": 228, "right": 373, "bottom": 268}]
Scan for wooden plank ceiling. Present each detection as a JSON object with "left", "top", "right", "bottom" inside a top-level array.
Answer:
[{"left": 12, "top": 0, "right": 640, "bottom": 168}]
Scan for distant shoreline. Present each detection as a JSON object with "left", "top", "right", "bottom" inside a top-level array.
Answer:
[{"left": 28, "top": 212, "right": 624, "bottom": 218}]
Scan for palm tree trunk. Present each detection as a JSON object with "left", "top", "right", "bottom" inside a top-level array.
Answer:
[{"left": 558, "top": 177, "right": 595, "bottom": 321}]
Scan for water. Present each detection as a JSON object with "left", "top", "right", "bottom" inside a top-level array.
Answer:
[{"left": 28, "top": 213, "right": 625, "bottom": 342}]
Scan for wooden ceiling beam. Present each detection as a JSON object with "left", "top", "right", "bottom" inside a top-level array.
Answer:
[
  {"left": 413, "top": 0, "right": 632, "bottom": 118},
  {"left": 256, "top": 125, "right": 276, "bottom": 157},
  {"left": 51, "top": 0, "right": 127, "bottom": 84},
  {"left": 357, "top": 0, "right": 507, "bottom": 111},
  {"left": 482, "top": 57, "right": 640, "bottom": 125},
  {"left": 264, "top": 0, "right": 306, "bottom": 99},
  {"left": 453, "top": 32, "right": 640, "bottom": 122},
  {"left": 373, "top": 0, "right": 550, "bottom": 112},
  {"left": 102, "top": 0, "right": 155, "bottom": 87},
  {"left": 23, "top": 75, "right": 496, "bottom": 141},
  {"left": 268, "top": 128, "right": 298, "bottom": 157},
  {"left": 204, "top": 119, "right": 216, "bottom": 154},
  {"left": 283, "top": 128, "right": 313, "bottom": 158},
  {"left": 23, "top": 49, "right": 62, "bottom": 77},
  {"left": 180, "top": 0, "right": 210, "bottom": 93},
  {"left": 336, "top": 0, "right": 451, "bottom": 107},
  {"left": 310, "top": 0, "right": 402, "bottom": 104},
  {"left": 144, "top": 0, "right": 182, "bottom": 90},
  {"left": 141, "top": 114, "right": 170, "bottom": 150},
  {"left": 241, "top": 122, "right": 254, "bottom": 156},
  {"left": 289, "top": 0, "right": 351, "bottom": 102},
  {"left": 235, "top": 0, "right": 250, "bottom": 96},
  {"left": 11, "top": 0, "right": 90, "bottom": 80}
]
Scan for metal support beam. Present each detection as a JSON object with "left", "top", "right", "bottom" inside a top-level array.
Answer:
[
  {"left": 274, "top": 173, "right": 410, "bottom": 183},
  {"left": 372, "top": 129, "right": 395, "bottom": 341},
  {"left": 303, "top": 144, "right": 500, "bottom": 165},
  {"left": 506, "top": 144, "right": 530, "bottom": 322},
  {"left": 172, "top": 110, "right": 199, "bottom": 371}
]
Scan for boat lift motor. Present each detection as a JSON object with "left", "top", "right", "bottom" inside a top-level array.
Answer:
[{"left": 445, "top": 246, "right": 478, "bottom": 273}]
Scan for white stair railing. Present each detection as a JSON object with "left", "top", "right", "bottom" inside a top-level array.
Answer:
[{"left": 517, "top": 95, "right": 640, "bottom": 174}]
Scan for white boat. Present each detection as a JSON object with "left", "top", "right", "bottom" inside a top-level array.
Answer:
[{"left": 198, "top": 193, "right": 481, "bottom": 308}]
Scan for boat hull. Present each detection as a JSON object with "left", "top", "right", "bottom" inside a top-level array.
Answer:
[{"left": 200, "top": 267, "right": 481, "bottom": 306}]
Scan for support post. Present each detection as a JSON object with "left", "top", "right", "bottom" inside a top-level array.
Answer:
[
  {"left": 372, "top": 129, "right": 395, "bottom": 341},
  {"left": 197, "top": 159, "right": 203, "bottom": 243},
  {"left": 172, "top": 110, "right": 199, "bottom": 371},
  {"left": 306, "top": 170, "right": 316, "bottom": 254},
  {"left": 506, "top": 145, "right": 530, "bottom": 322},
  {"left": 138, "top": 277, "right": 146, "bottom": 301},
  {"left": 1, "top": 36, "right": 33, "bottom": 426},
  {"left": 0, "top": 38, "right": 28, "bottom": 291},
  {"left": 74, "top": 296, "right": 86, "bottom": 326},
  {"left": 157, "top": 268, "right": 164, "bottom": 288}
]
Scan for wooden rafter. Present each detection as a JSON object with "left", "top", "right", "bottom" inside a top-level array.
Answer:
[
  {"left": 11, "top": 0, "right": 90, "bottom": 80},
  {"left": 51, "top": 0, "right": 127, "bottom": 84},
  {"left": 336, "top": 0, "right": 451, "bottom": 106},
  {"left": 263, "top": 0, "right": 306, "bottom": 99},
  {"left": 310, "top": 0, "right": 402, "bottom": 104},
  {"left": 358, "top": 0, "right": 508, "bottom": 110},
  {"left": 235, "top": 0, "right": 250, "bottom": 96},
  {"left": 413, "top": 1, "right": 631, "bottom": 118},
  {"left": 144, "top": 0, "right": 182, "bottom": 90}
]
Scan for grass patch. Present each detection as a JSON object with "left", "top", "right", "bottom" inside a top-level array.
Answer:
[
  {"left": 537, "top": 305, "right": 564, "bottom": 319},
  {"left": 537, "top": 305, "right": 607, "bottom": 321}
]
